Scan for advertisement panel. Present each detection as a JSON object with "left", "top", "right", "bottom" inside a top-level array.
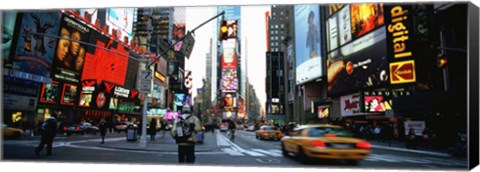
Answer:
[
  {"left": 39, "top": 81, "right": 60, "bottom": 104},
  {"left": 404, "top": 120, "right": 425, "bottom": 136},
  {"left": 327, "top": 3, "right": 389, "bottom": 96},
  {"left": 51, "top": 15, "right": 90, "bottom": 83},
  {"left": 221, "top": 68, "right": 237, "bottom": 92},
  {"left": 2, "top": 11, "right": 17, "bottom": 65},
  {"left": 3, "top": 76, "right": 41, "bottom": 97},
  {"left": 60, "top": 83, "right": 78, "bottom": 106},
  {"left": 294, "top": 5, "right": 323, "bottom": 85},
  {"left": 81, "top": 30, "right": 129, "bottom": 86},
  {"left": 384, "top": 5, "right": 416, "bottom": 85},
  {"left": 340, "top": 93, "right": 361, "bottom": 116},
  {"left": 318, "top": 105, "right": 330, "bottom": 119},
  {"left": 106, "top": 8, "right": 134, "bottom": 41},
  {"left": 221, "top": 48, "right": 237, "bottom": 68},
  {"left": 3, "top": 94, "right": 37, "bottom": 111},
  {"left": 174, "top": 93, "right": 185, "bottom": 106},
  {"left": 221, "top": 93, "right": 236, "bottom": 108},
  {"left": 172, "top": 23, "right": 185, "bottom": 52},
  {"left": 13, "top": 12, "right": 62, "bottom": 77},
  {"left": 78, "top": 79, "right": 96, "bottom": 107},
  {"left": 218, "top": 6, "right": 241, "bottom": 39},
  {"left": 364, "top": 95, "right": 392, "bottom": 112},
  {"left": 226, "top": 20, "right": 238, "bottom": 38}
]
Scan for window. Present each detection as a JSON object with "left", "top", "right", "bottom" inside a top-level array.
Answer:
[
  {"left": 271, "top": 42, "right": 274, "bottom": 47},
  {"left": 281, "top": 24, "right": 284, "bottom": 28},
  {"left": 270, "top": 25, "right": 274, "bottom": 29},
  {"left": 275, "top": 25, "right": 278, "bottom": 29},
  {"left": 281, "top": 36, "right": 284, "bottom": 40},
  {"left": 280, "top": 11, "right": 284, "bottom": 15},
  {"left": 270, "top": 31, "right": 274, "bottom": 35},
  {"left": 273, "top": 12, "right": 276, "bottom": 16}
]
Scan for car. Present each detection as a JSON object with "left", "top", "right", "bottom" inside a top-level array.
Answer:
[
  {"left": 255, "top": 125, "right": 283, "bottom": 140},
  {"left": 220, "top": 123, "right": 228, "bottom": 132},
  {"left": 281, "top": 124, "right": 371, "bottom": 165},
  {"left": 64, "top": 122, "right": 99, "bottom": 136},
  {"left": 2, "top": 123, "right": 24, "bottom": 139},
  {"left": 114, "top": 122, "right": 130, "bottom": 133},
  {"left": 246, "top": 125, "right": 255, "bottom": 132}
]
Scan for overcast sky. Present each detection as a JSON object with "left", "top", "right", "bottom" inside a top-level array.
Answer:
[{"left": 186, "top": 6, "right": 270, "bottom": 113}]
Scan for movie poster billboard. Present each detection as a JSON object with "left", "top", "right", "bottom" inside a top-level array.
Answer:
[
  {"left": 51, "top": 15, "right": 90, "bottom": 83},
  {"left": 327, "top": 3, "right": 389, "bottom": 96},
  {"left": 78, "top": 79, "right": 96, "bottom": 107},
  {"left": 172, "top": 23, "right": 185, "bottom": 52},
  {"left": 39, "top": 81, "right": 60, "bottom": 104},
  {"left": 106, "top": 8, "right": 134, "bottom": 41},
  {"left": 60, "top": 83, "right": 78, "bottom": 105},
  {"left": 13, "top": 12, "right": 62, "bottom": 77},
  {"left": 340, "top": 93, "right": 361, "bottom": 116},
  {"left": 81, "top": 30, "right": 129, "bottom": 86},
  {"left": 221, "top": 68, "right": 237, "bottom": 92},
  {"left": 217, "top": 6, "right": 241, "bottom": 39},
  {"left": 2, "top": 11, "right": 17, "bottom": 65},
  {"left": 294, "top": 5, "right": 323, "bottom": 85}
]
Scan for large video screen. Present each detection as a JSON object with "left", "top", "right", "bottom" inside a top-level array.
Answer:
[
  {"left": 221, "top": 68, "right": 238, "bottom": 92},
  {"left": 221, "top": 47, "right": 237, "bottom": 68},
  {"left": 51, "top": 15, "right": 90, "bottom": 83},
  {"left": 13, "top": 12, "right": 62, "bottom": 77},
  {"left": 81, "top": 30, "right": 129, "bottom": 86},
  {"left": 326, "top": 3, "right": 389, "bottom": 96},
  {"left": 294, "top": 5, "right": 323, "bottom": 85}
]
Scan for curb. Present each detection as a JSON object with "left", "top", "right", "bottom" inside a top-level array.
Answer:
[
  {"left": 371, "top": 144, "right": 450, "bottom": 157},
  {"left": 98, "top": 143, "right": 219, "bottom": 152}
]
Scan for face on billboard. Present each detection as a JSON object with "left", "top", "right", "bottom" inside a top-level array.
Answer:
[
  {"left": 52, "top": 15, "right": 90, "bottom": 83},
  {"left": 327, "top": 3, "right": 388, "bottom": 96},
  {"left": 294, "top": 5, "right": 323, "bottom": 84},
  {"left": 13, "top": 12, "right": 62, "bottom": 77},
  {"left": 221, "top": 69, "right": 237, "bottom": 92},
  {"left": 227, "top": 20, "right": 238, "bottom": 38},
  {"left": 173, "top": 23, "right": 186, "bottom": 41},
  {"left": 2, "top": 12, "right": 17, "bottom": 65}
]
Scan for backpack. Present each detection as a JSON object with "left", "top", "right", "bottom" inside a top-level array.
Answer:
[{"left": 174, "top": 115, "right": 195, "bottom": 144}]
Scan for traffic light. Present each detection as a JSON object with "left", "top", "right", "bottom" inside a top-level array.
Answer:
[
  {"left": 437, "top": 53, "right": 448, "bottom": 68},
  {"left": 219, "top": 20, "right": 228, "bottom": 41}
]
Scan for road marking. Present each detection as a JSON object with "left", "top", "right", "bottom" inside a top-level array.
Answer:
[
  {"left": 217, "top": 133, "right": 265, "bottom": 157},
  {"left": 251, "top": 149, "right": 282, "bottom": 157},
  {"left": 371, "top": 145, "right": 450, "bottom": 157}
]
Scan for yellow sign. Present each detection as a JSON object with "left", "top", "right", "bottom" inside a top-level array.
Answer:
[
  {"left": 155, "top": 72, "right": 166, "bottom": 82},
  {"left": 390, "top": 60, "right": 416, "bottom": 84}
]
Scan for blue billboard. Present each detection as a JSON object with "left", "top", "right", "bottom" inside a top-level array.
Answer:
[
  {"left": 294, "top": 5, "right": 323, "bottom": 85},
  {"left": 218, "top": 6, "right": 241, "bottom": 39}
]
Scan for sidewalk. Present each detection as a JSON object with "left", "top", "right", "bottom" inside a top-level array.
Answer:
[
  {"left": 75, "top": 131, "right": 220, "bottom": 152},
  {"left": 365, "top": 138, "right": 452, "bottom": 157}
]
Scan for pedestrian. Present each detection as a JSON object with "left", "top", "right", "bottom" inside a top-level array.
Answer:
[
  {"left": 35, "top": 114, "right": 58, "bottom": 156},
  {"left": 374, "top": 125, "right": 381, "bottom": 142},
  {"left": 150, "top": 118, "right": 157, "bottom": 141},
  {"left": 171, "top": 105, "right": 201, "bottom": 164},
  {"left": 406, "top": 127, "right": 417, "bottom": 149},
  {"left": 99, "top": 118, "right": 107, "bottom": 144}
]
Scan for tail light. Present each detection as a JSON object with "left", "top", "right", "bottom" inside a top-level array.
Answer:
[
  {"left": 76, "top": 126, "right": 80, "bottom": 130},
  {"left": 311, "top": 140, "right": 326, "bottom": 148},
  {"left": 356, "top": 141, "right": 371, "bottom": 149},
  {"left": 63, "top": 127, "right": 67, "bottom": 131},
  {"left": 325, "top": 133, "right": 337, "bottom": 137},
  {"left": 262, "top": 131, "right": 268, "bottom": 135},
  {"left": 278, "top": 131, "right": 283, "bottom": 136}
]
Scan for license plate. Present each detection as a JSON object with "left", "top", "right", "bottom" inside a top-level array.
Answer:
[{"left": 331, "top": 144, "right": 351, "bottom": 149}]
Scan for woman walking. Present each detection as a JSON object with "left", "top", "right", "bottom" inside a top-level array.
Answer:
[{"left": 99, "top": 118, "right": 107, "bottom": 144}]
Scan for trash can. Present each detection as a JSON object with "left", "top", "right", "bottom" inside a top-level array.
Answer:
[{"left": 126, "top": 125, "right": 137, "bottom": 141}]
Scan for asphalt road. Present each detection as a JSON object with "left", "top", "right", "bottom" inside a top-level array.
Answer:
[{"left": 2, "top": 130, "right": 468, "bottom": 170}]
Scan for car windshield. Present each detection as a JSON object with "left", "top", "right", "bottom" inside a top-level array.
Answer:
[
  {"left": 308, "top": 127, "right": 351, "bottom": 137},
  {"left": 262, "top": 126, "right": 278, "bottom": 131}
]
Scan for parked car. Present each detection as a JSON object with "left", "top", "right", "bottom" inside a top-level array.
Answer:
[
  {"left": 220, "top": 123, "right": 228, "bottom": 132},
  {"left": 2, "top": 123, "right": 24, "bottom": 139},
  {"left": 281, "top": 124, "right": 371, "bottom": 165},
  {"left": 114, "top": 122, "right": 130, "bottom": 133}
]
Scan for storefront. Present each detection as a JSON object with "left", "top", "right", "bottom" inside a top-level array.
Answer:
[{"left": 3, "top": 76, "right": 42, "bottom": 128}]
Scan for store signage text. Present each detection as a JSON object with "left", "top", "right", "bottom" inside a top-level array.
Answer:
[
  {"left": 364, "top": 89, "right": 411, "bottom": 97},
  {"left": 390, "top": 60, "right": 416, "bottom": 84},
  {"left": 114, "top": 86, "right": 130, "bottom": 98},
  {"left": 388, "top": 6, "right": 412, "bottom": 59}
]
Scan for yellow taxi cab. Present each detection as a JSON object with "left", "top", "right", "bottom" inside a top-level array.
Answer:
[
  {"left": 2, "top": 123, "right": 24, "bottom": 139},
  {"left": 255, "top": 125, "right": 282, "bottom": 140},
  {"left": 281, "top": 124, "right": 371, "bottom": 165}
]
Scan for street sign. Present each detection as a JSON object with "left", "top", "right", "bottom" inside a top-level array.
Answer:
[
  {"left": 139, "top": 70, "right": 152, "bottom": 94},
  {"left": 181, "top": 31, "right": 195, "bottom": 59}
]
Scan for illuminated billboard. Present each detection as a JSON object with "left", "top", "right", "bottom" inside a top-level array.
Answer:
[
  {"left": 294, "top": 5, "right": 323, "bottom": 85},
  {"left": 78, "top": 80, "right": 96, "bottom": 107},
  {"left": 221, "top": 68, "right": 238, "bottom": 92},
  {"left": 172, "top": 23, "right": 185, "bottom": 52},
  {"left": 326, "top": 4, "right": 389, "bottom": 96},
  {"left": 39, "top": 81, "right": 60, "bottom": 104},
  {"left": 2, "top": 11, "right": 17, "bottom": 65},
  {"left": 318, "top": 105, "right": 330, "bottom": 119},
  {"left": 60, "top": 83, "right": 78, "bottom": 106},
  {"left": 364, "top": 96, "right": 392, "bottom": 112},
  {"left": 221, "top": 48, "right": 237, "bottom": 68},
  {"left": 106, "top": 8, "right": 134, "bottom": 41},
  {"left": 81, "top": 30, "right": 129, "bottom": 86},
  {"left": 51, "top": 15, "right": 90, "bottom": 83},
  {"left": 340, "top": 93, "right": 361, "bottom": 117},
  {"left": 13, "top": 12, "right": 62, "bottom": 77}
]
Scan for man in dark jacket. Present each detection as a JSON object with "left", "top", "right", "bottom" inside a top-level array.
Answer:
[
  {"left": 99, "top": 118, "right": 107, "bottom": 144},
  {"left": 150, "top": 118, "right": 157, "bottom": 141},
  {"left": 35, "top": 114, "right": 58, "bottom": 156}
]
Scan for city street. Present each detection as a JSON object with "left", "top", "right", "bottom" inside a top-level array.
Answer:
[{"left": 2, "top": 130, "right": 468, "bottom": 170}]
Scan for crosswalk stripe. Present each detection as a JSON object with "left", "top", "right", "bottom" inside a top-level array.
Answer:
[
  {"left": 251, "top": 149, "right": 282, "bottom": 157},
  {"left": 242, "top": 150, "right": 266, "bottom": 157},
  {"left": 221, "top": 148, "right": 244, "bottom": 156}
]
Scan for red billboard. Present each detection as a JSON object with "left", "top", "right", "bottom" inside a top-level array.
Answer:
[
  {"left": 221, "top": 48, "right": 237, "bottom": 68},
  {"left": 81, "top": 31, "right": 129, "bottom": 86},
  {"left": 364, "top": 95, "right": 392, "bottom": 112}
]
